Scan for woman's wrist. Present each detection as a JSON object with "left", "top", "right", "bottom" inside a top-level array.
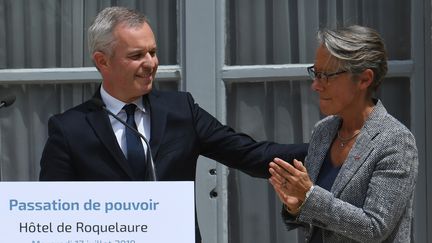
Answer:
[
  {"left": 305, "top": 185, "right": 314, "bottom": 200},
  {"left": 284, "top": 185, "right": 315, "bottom": 215},
  {"left": 283, "top": 203, "right": 302, "bottom": 215}
]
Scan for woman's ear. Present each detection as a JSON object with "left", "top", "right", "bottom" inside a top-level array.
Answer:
[
  {"left": 92, "top": 51, "right": 109, "bottom": 71},
  {"left": 358, "top": 68, "right": 374, "bottom": 90}
]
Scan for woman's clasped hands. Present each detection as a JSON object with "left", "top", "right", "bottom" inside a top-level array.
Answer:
[{"left": 269, "top": 158, "right": 313, "bottom": 215}]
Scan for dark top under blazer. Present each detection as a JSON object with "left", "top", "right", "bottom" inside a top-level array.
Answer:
[{"left": 39, "top": 89, "right": 307, "bottom": 181}]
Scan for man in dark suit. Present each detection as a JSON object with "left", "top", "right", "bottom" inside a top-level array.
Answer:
[{"left": 39, "top": 6, "right": 307, "bottom": 242}]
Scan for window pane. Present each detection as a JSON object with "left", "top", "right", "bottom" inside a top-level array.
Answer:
[
  {"left": 377, "top": 77, "right": 411, "bottom": 128},
  {"left": 154, "top": 81, "right": 179, "bottom": 92},
  {"left": 0, "top": 0, "right": 177, "bottom": 69},
  {"left": 226, "top": 0, "right": 410, "bottom": 65},
  {"left": 0, "top": 83, "right": 98, "bottom": 180},
  {"left": 226, "top": 81, "right": 318, "bottom": 143}
]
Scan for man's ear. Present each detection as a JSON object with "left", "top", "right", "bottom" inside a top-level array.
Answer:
[
  {"left": 92, "top": 51, "right": 109, "bottom": 71},
  {"left": 359, "top": 68, "right": 374, "bottom": 90}
]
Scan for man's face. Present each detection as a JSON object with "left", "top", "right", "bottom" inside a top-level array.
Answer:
[{"left": 102, "top": 22, "right": 159, "bottom": 103}]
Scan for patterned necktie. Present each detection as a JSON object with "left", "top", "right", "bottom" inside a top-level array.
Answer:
[{"left": 124, "top": 104, "right": 146, "bottom": 179}]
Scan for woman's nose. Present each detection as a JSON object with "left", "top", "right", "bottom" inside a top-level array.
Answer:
[{"left": 311, "top": 79, "right": 322, "bottom": 92}]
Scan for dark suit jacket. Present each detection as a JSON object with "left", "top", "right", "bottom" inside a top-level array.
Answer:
[
  {"left": 40, "top": 89, "right": 307, "bottom": 180},
  {"left": 39, "top": 89, "right": 308, "bottom": 243}
]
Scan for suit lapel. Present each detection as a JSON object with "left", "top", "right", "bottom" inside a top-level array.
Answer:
[
  {"left": 147, "top": 90, "right": 167, "bottom": 159},
  {"left": 331, "top": 100, "right": 386, "bottom": 196},
  {"left": 331, "top": 133, "right": 374, "bottom": 197},
  {"left": 85, "top": 97, "right": 135, "bottom": 179},
  {"left": 307, "top": 118, "right": 340, "bottom": 183}
]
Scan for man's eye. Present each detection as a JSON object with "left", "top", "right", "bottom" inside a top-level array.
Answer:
[
  {"left": 149, "top": 51, "right": 156, "bottom": 57},
  {"left": 130, "top": 54, "right": 142, "bottom": 60}
]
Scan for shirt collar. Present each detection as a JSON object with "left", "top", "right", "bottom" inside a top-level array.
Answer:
[{"left": 99, "top": 86, "right": 147, "bottom": 115}]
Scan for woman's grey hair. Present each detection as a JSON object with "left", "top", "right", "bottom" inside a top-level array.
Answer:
[
  {"left": 88, "top": 6, "right": 148, "bottom": 58},
  {"left": 317, "top": 25, "right": 388, "bottom": 93}
]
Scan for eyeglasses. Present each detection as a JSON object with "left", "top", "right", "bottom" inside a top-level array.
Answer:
[{"left": 307, "top": 65, "right": 347, "bottom": 85}]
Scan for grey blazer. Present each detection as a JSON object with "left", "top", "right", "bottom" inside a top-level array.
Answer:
[{"left": 282, "top": 100, "right": 418, "bottom": 243}]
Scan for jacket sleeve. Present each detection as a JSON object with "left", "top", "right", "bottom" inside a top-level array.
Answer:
[
  {"left": 280, "top": 204, "right": 308, "bottom": 231},
  {"left": 186, "top": 92, "right": 308, "bottom": 178}
]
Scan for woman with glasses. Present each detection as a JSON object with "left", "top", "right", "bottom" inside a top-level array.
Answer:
[{"left": 269, "top": 25, "right": 418, "bottom": 242}]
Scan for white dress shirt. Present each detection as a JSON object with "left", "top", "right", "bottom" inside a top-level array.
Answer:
[{"left": 100, "top": 86, "right": 150, "bottom": 158}]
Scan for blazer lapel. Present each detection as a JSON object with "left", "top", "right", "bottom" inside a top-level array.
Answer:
[
  {"left": 147, "top": 90, "right": 167, "bottom": 159},
  {"left": 307, "top": 118, "right": 340, "bottom": 183},
  {"left": 85, "top": 98, "right": 135, "bottom": 179},
  {"left": 331, "top": 133, "right": 374, "bottom": 197},
  {"left": 331, "top": 100, "right": 386, "bottom": 196}
]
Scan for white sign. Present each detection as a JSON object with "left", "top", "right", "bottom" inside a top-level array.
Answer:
[{"left": 0, "top": 181, "right": 195, "bottom": 243}]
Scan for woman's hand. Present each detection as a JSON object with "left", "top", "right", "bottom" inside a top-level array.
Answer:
[
  {"left": 269, "top": 176, "right": 303, "bottom": 215},
  {"left": 269, "top": 158, "right": 313, "bottom": 202}
]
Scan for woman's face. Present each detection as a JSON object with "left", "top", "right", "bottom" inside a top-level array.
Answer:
[{"left": 311, "top": 45, "right": 364, "bottom": 117}]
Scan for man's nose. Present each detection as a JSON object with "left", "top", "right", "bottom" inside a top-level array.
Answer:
[{"left": 142, "top": 53, "right": 155, "bottom": 67}]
